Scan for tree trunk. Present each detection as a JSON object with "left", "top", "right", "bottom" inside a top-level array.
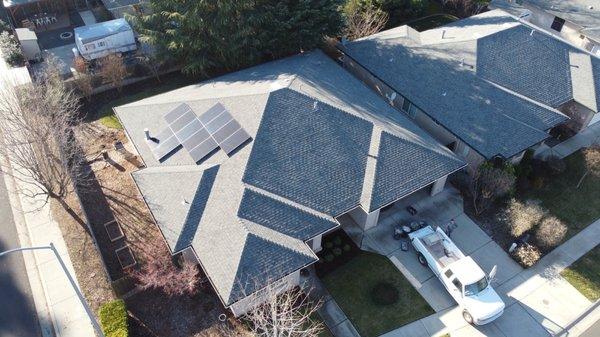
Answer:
[{"left": 55, "top": 196, "right": 91, "bottom": 236}]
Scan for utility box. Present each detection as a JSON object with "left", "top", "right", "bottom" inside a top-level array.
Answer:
[
  {"left": 15, "top": 28, "right": 41, "bottom": 62},
  {"left": 74, "top": 18, "right": 137, "bottom": 60}
]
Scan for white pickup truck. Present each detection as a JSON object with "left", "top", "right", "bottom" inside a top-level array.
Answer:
[{"left": 409, "top": 226, "right": 505, "bottom": 325}]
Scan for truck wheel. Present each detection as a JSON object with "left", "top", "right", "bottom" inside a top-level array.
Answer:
[
  {"left": 462, "top": 310, "right": 474, "bottom": 324},
  {"left": 417, "top": 252, "right": 427, "bottom": 266}
]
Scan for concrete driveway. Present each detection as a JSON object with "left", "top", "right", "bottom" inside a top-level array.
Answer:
[{"left": 358, "top": 188, "right": 522, "bottom": 312}]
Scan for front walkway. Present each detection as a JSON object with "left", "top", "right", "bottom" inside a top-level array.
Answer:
[{"left": 543, "top": 122, "right": 600, "bottom": 159}]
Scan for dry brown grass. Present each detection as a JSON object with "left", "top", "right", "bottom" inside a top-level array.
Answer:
[
  {"left": 535, "top": 216, "right": 567, "bottom": 250},
  {"left": 504, "top": 199, "right": 546, "bottom": 238},
  {"left": 512, "top": 243, "right": 541, "bottom": 268}
]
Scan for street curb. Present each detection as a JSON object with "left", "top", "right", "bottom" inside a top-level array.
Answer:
[
  {"left": 1, "top": 154, "right": 56, "bottom": 337},
  {"left": 556, "top": 301, "right": 600, "bottom": 337}
]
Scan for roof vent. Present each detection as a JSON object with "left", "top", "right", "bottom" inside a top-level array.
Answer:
[
  {"left": 442, "top": 91, "right": 447, "bottom": 97},
  {"left": 313, "top": 101, "right": 319, "bottom": 111},
  {"left": 530, "top": 29, "right": 535, "bottom": 36},
  {"left": 182, "top": 198, "right": 189, "bottom": 205},
  {"left": 144, "top": 128, "right": 158, "bottom": 143},
  {"left": 460, "top": 58, "right": 465, "bottom": 67}
]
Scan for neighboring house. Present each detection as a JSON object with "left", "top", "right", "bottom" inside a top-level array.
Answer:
[
  {"left": 491, "top": 0, "right": 600, "bottom": 55},
  {"left": 339, "top": 10, "right": 600, "bottom": 167},
  {"left": 115, "top": 51, "right": 465, "bottom": 316}
]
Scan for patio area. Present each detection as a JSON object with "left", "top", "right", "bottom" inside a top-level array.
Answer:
[{"left": 35, "top": 11, "right": 84, "bottom": 49}]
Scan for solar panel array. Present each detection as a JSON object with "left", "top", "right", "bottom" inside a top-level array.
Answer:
[{"left": 149, "top": 103, "right": 251, "bottom": 162}]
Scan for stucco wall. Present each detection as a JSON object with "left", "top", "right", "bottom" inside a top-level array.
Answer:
[{"left": 229, "top": 270, "right": 302, "bottom": 317}]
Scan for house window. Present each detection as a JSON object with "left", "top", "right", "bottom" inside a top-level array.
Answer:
[
  {"left": 551, "top": 17, "right": 565, "bottom": 32},
  {"left": 84, "top": 43, "right": 95, "bottom": 51},
  {"left": 97, "top": 41, "right": 106, "bottom": 47},
  {"left": 402, "top": 99, "right": 411, "bottom": 113},
  {"left": 408, "top": 104, "right": 419, "bottom": 119}
]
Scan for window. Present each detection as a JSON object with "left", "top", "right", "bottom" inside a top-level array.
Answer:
[
  {"left": 84, "top": 43, "right": 95, "bottom": 51},
  {"left": 97, "top": 41, "right": 106, "bottom": 47},
  {"left": 402, "top": 98, "right": 411, "bottom": 112},
  {"left": 551, "top": 16, "right": 565, "bottom": 32},
  {"left": 452, "top": 278, "right": 463, "bottom": 292},
  {"left": 444, "top": 269, "right": 453, "bottom": 278},
  {"left": 408, "top": 104, "right": 419, "bottom": 119}
]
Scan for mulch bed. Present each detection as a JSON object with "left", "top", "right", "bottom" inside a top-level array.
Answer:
[{"left": 315, "top": 229, "right": 360, "bottom": 278}]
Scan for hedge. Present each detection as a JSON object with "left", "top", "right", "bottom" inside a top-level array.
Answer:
[{"left": 98, "top": 299, "right": 128, "bottom": 337}]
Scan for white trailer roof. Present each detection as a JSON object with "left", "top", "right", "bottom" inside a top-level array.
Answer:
[{"left": 74, "top": 18, "right": 132, "bottom": 44}]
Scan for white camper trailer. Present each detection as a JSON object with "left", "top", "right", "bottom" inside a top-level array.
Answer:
[{"left": 74, "top": 18, "right": 137, "bottom": 60}]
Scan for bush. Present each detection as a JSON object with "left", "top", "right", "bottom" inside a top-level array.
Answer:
[
  {"left": 343, "top": 244, "right": 351, "bottom": 252},
  {"left": 370, "top": 282, "right": 399, "bottom": 305},
  {"left": 505, "top": 199, "right": 546, "bottom": 238},
  {"left": 333, "top": 236, "right": 342, "bottom": 246},
  {"left": 545, "top": 155, "right": 566, "bottom": 175},
  {"left": 512, "top": 243, "right": 541, "bottom": 268},
  {"left": 99, "top": 299, "right": 128, "bottom": 337},
  {"left": 332, "top": 247, "right": 342, "bottom": 256},
  {"left": 535, "top": 216, "right": 567, "bottom": 250},
  {"left": 0, "top": 20, "right": 10, "bottom": 34},
  {"left": 0, "top": 31, "right": 24, "bottom": 67},
  {"left": 531, "top": 175, "right": 545, "bottom": 189},
  {"left": 324, "top": 254, "right": 335, "bottom": 262},
  {"left": 324, "top": 241, "right": 334, "bottom": 249}
]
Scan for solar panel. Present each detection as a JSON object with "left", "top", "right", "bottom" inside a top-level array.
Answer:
[
  {"left": 188, "top": 137, "right": 219, "bottom": 162},
  {"left": 149, "top": 128, "right": 181, "bottom": 160},
  {"left": 199, "top": 103, "right": 227, "bottom": 125},
  {"left": 164, "top": 103, "right": 192, "bottom": 124},
  {"left": 219, "top": 128, "right": 251, "bottom": 154},
  {"left": 212, "top": 120, "right": 241, "bottom": 144},
  {"left": 204, "top": 110, "right": 233, "bottom": 134}
]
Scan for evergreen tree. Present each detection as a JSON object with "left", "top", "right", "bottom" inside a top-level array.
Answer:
[{"left": 129, "top": 0, "right": 343, "bottom": 76}]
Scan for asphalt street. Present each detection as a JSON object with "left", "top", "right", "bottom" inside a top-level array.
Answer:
[
  {"left": 580, "top": 319, "right": 600, "bottom": 337},
  {"left": 0, "top": 172, "right": 41, "bottom": 337}
]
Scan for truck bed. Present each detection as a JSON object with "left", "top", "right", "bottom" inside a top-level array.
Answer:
[{"left": 410, "top": 226, "right": 464, "bottom": 268}]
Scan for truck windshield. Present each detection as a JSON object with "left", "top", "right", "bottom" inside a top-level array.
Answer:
[{"left": 464, "top": 277, "right": 488, "bottom": 296}]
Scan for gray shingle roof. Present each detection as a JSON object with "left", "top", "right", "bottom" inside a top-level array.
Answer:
[
  {"left": 243, "top": 89, "right": 373, "bottom": 216},
  {"left": 238, "top": 189, "right": 337, "bottom": 241},
  {"left": 477, "top": 25, "right": 573, "bottom": 107},
  {"left": 593, "top": 58, "right": 600, "bottom": 109},
  {"left": 341, "top": 10, "right": 575, "bottom": 159},
  {"left": 117, "top": 51, "right": 464, "bottom": 307},
  {"left": 370, "top": 132, "right": 464, "bottom": 210}
]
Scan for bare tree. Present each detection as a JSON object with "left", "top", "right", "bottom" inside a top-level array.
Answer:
[
  {"left": 129, "top": 235, "right": 201, "bottom": 296},
  {"left": 99, "top": 54, "right": 128, "bottom": 92},
  {"left": 0, "top": 62, "right": 88, "bottom": 213},
  {"left": 136, "top": 53, "right": 163, "bottom": 83},
  {"left": 576, "top": 143, "right": 600, "bottom": 188},
  {"left": 467, "top": 164, "right": 516, "bottom": 215},
  {"left": 244, "top": 285, "right": 324, "bottom": 337},
  {"left": 73, "top": 73, "right": 94, "bottom": 102},
  {"left": 344, "top": 4, "right": 388, "bottom": 41}
]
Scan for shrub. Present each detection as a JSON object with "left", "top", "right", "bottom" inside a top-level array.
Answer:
[
  {"left": 0, "top": 31, "right": 24, "bottom": 67},
  {"left": 512, "top": 243, "right": 541, "bottom": 268},
  {"left": 343, "top": 244, "right": 351, "bottom": 252},
  {"left": 0, "top": 20, "right": 10, "bottom": 34},
  {"left": 332, "top": 247, "right": 342, "bottom": 256},
  {"left": 505, "top": 199, "right": 546, "bottom": 238},
  {"left": 531, "top": 175, "right": 545, "bottom": 189},
  {"left": 545, "top": 155, "right": 566, "bottom": 175},
  {"left": 324, "top": 254, "right": 335, "bottom": 262},
  {"left": 370, "top": 282, "right": 399, "bottom": 305},
  {"left": 535, "top": 216, "right": 567, "bottom": 250},
  {"left": 324, "top": 241, "right": 334, "bottom": 249},
  {"left": 333, "top": 236, "right": 342, "bottom": 246},
  {"left": 99, "top": 299, "right": 128, "bottom": 337}
]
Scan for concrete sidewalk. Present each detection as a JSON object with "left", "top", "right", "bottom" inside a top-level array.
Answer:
[
  {"left": 381, "top": 218, "right": 600, "bottom": 337},
  {"left": 2, "top": 161, "right": 98, "bottom": 337},
  {"left": 544, "top": 122, "right": 600, "bottom": 159}
]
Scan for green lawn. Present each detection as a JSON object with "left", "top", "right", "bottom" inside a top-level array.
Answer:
[
  {"left": 521, "top": 150, "right": 600, "bottom": 239},
  {"left": 561, "top": 244, "right": 600, "bottom": 301},
  {"left": 322, "top": 251, "right": 433, "bottom": 337}
]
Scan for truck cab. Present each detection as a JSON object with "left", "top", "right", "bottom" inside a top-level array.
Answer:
[{"left": 409, "top": 226, "right": 505, "bottom": 325}]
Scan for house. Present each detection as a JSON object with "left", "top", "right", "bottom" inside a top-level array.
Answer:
[
  {"left": 490, "top": 0, "right": 600, "bottom": 55},
  {"left": 115, "top": 51, "right": 465, "bottom": 316},
  {"left": 339, "top": 10, "right": 600, "bottom": 166}
]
